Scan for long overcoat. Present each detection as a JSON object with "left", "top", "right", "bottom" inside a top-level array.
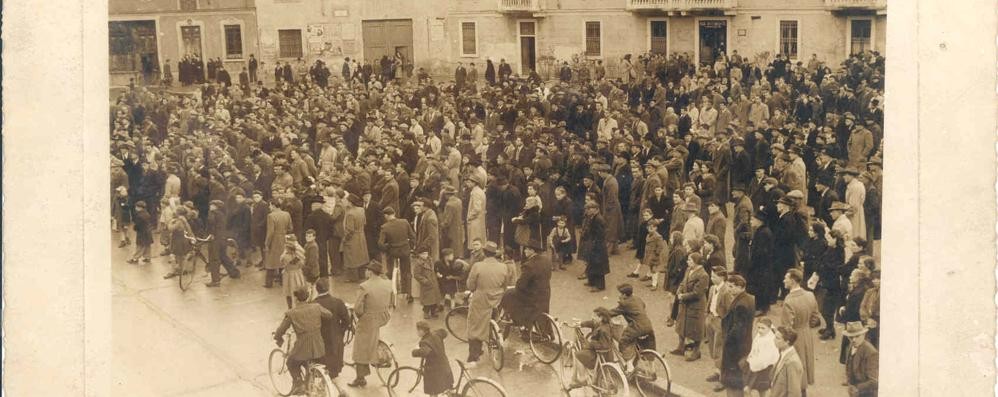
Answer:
[
  {"left": 578, "top": 214, "right": 610, "bottom": 277},
  {"left": 314, "top": 293, "right": 351, "bottom": 376},
  {"left": 415, "top": 209, "right": 441, "bottom": 263},
  {"left": 275, "top": 302, "right": 333, "bottom": 361},
  {"left": 502, "top": 253, "right": 552, "bottom": 326},
  {"left": 412, "top": 256, "right": 444, "bottom": 306},
  {"left": 721, "top": 292, "right": 757, "bottom": 388},
  {"left": 601, "top": 175, "right": 624, "bottom": 244},
  {"left": 353, "top": 276, "right": 393, "bottom": 364},
  {"left": 676, "top": 264, "right": 709, "bottom": 341},
  {"left": 782, "top": 288, "right": 820, "bottom": 386},
  {"left": 440, "top": 196, "right": 465, "bottom": 254},
  {"left": 341, "top": 206, "right": 370, "bottom": 269},
  {"left": 264, "top": 209, "right": 292, "bottom": 269},
  {"left": 412, "top": 329, "right": 455, "bottom": 395},
  {"left": 466, "top": 257, "right": 511, "bottom": 341},
  {"left": 466, "top": 186, "right": 487, "bottom": 249}
]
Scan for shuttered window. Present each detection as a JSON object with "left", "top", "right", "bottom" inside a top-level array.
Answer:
[
  {"left": 461, "top": 22, "right": 477, "bottom": 56},
  {"left": 278, "top": 29, "right": 303, "bottom": 59},
  {"left": 224, "top": 25, "right": 243, "bottom": 59},
  {"left": 585, "top": 21, "right": 601, "bottom": 57},
  {"left": 779, "top": 20, "right": 798, "bottom": 59}
]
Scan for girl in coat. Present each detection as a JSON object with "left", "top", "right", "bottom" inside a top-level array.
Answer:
[
  {"left": 413, "top": 250, "right": 444, "bottom": 319},
  {"left": 548, "top": 216, "right": 576, "bottom": 270},
  {"left": 411, "top": 321, "right": 454, "bottom": 396},
  {"left": 665, "top": 231, "right": 688, "bottom": 326},
  {"left": 282, "top": 235, "right": 310, "bottom": 309},
  {"left": 673, "top": 252, "right": 709, "bottom": 361}
]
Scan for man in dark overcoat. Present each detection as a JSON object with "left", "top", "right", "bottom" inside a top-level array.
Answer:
[
  {"left": 579, "top": 202, "right": 610, "bottom": 292},
  {"left": 720, "top": 275, "right": 756, "bottom": 394},
  {"left": 501, "top": 241, "right": 552, "bottom": 327},
  {"left": 313, "top": 278, "right": 351, "bottom": 379}
]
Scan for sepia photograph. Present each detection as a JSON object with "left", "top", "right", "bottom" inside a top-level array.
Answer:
[{"left": 104, "top": 0, "right": 891, "bottom": 396}]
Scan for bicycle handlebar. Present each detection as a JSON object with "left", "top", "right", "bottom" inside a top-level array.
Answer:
[{"left": 185, "top": 233, "right": 214, "bottom": 243}]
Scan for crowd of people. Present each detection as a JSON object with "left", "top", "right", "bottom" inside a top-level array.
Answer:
[{"left": 111, "top": 48, "right": 883, "bottom": 396}]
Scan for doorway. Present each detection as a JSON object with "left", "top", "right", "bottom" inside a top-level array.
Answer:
[
  {"left": 698, "top": 20, "right": 727, "bottom": 64},
  {"left": 361, "top": 19, "right": 414, "bottom": 64},
  {"left": 518, "top": 21, "right": 536, "bottom": 74}
]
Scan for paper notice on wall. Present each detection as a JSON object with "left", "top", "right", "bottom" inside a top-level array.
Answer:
[{"left": 307, "top": 24, "right": 325, "bottom": 39}]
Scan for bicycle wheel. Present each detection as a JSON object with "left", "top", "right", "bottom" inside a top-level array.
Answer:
[
  {"left": 593, "top": 363, "right": 629, "bottom": 396},
  {"left": 487, "top": 321, "right": 504, "bottom": 371},
  {"left": 633, "top": 350, "right": 671, "bottom": 397},
  {"left": 528, "top": 314, "right": 564, "bottom": 364},
  {"left": 179, "top": 253, "right": 197, "bottom": 291},
  {"left": 385, "top": 366, "right": 422, "bottom": 397},
  {"left": 268, "top": 348, "right": 294, "bottom": 396},
  {"left": 460, "top": 378, "right": 508, "bottom": 397},
  {"left": 373, "top": 341, "right": 398, "bottom": 385},
  {"left": 446, "top": 306, "right": 470, "bottom": 342},
  {"left": 307, "top": 365, "right": 336, "bottom": 397}
]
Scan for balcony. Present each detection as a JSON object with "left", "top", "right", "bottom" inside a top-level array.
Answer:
[
  {"left": 825, "top": 0, "right": 887, "bottom": 13},
  {"left": 498, "top": 0, "right": 541, "bottom": 13},
  {"left": 626, "top": 0, "right": 737, "bottom": 14}
]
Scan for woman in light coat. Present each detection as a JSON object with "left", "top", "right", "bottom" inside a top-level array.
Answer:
[{"left": 464, "top": 177, "right": 487, "bottom": 251}]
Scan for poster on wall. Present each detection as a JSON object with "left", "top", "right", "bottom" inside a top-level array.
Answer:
[
  {"left": 341, "top": 23, "right": 355, "bottom": 40},
  {"left": 430, "top": 20, "right": 444, "bottom": 41},
  {"left": 342, "top": 40, "right": 356, "bottom": 55}
]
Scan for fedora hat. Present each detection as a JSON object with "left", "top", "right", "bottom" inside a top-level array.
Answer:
[
  {"left": 837, "top": 167, "right": 861, "bottom": 176},
  {"left": 842, "top": 321, "right": 869, "bottom": 337},
  {"left": 482, "top": 241, "right": 499, "bottom": 254},
  {"left": 829, "top": 202, "right": 852, "bottom": 212},
  {"left": 777, "top": 196, "right": 796, "bottom": 206}
]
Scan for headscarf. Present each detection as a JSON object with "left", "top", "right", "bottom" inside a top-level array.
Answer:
[{"left": 746, "top": 326, "right": 780, "bottom": 372}]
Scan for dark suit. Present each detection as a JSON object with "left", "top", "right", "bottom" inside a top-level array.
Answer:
[
  {"left": 378, "top": 217, "right": 415, "bottom": 294},
  {"left": 314, "top": 293, "right": 351, "bottom": 378},
  {"left": 846, "top": 340, "right": 879, "bottom": 397},
  {"left": 304, "top": 209, "right": 335, "bottom": 277}
]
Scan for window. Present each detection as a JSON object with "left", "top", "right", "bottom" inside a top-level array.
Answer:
[
  {"left": 650, "top": 20, "right": 667, "bottom": 54},
  {"left": 779, "top": 20, "right": 799, "bottom": 59},
  {"left": 850, "top": 19, "right": 872, "bottom": 55},
  {"left": 278, "top": 29, "right": 303, "bottom": 59},
  {"left": 585, "top": 21, "right": 601, "bottom": 57},
  {"left": 461, "top": 22, "right": 477, "bottom": 56},
  {"left": 179, "top": 0, "right": 197, "bottom": 11},
  {"left": 224, "top": 25, "right": 243, "bottom": 59}
]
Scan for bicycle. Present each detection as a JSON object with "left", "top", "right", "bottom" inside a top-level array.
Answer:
[
  {"left": 445, "top": 291, "right": 564, "bottom": 370},
  {"left": 179, "top": 233, "right": 213, "bottom": 291},
  {"left": 342, "top": 304, "right": 399, "bottom": 385},
  {"left": 615, "top": 335, "right": 672, "bottom": 397},
  {"left": 386, "top": 358, "right": 508, "bottom": 397},
  {"left": 558, "top": 321, "right": 630, "bottom": 396},
  {"left": 268, "top": 331, "right": 338, "bottom": 397}
]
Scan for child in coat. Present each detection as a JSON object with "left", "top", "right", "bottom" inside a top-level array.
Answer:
[
  {"left": 643, "top": 219, "right": 670, "bottom": 290},
  {"left": 411, "top": 321, "right": 454, "bottom": 396},
  {"left": 413, "top": 250, "right": 444, "bottom": 319},
  {"left": 548, "top": 216, "right": 576, "bottom": 270},
  {"left": 436, "top": 248, "right": 470, "bottom": 309}
]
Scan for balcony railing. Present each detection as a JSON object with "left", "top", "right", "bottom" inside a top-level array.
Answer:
[
  {"left": 498, "top": 0, "right": 541, "bottom": 13},
  {"left": 825, "top": 0, "right": 887, "bottom": 10},
  {"left": 627, "top": 0, "right": 737, "bottom": 11}
]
